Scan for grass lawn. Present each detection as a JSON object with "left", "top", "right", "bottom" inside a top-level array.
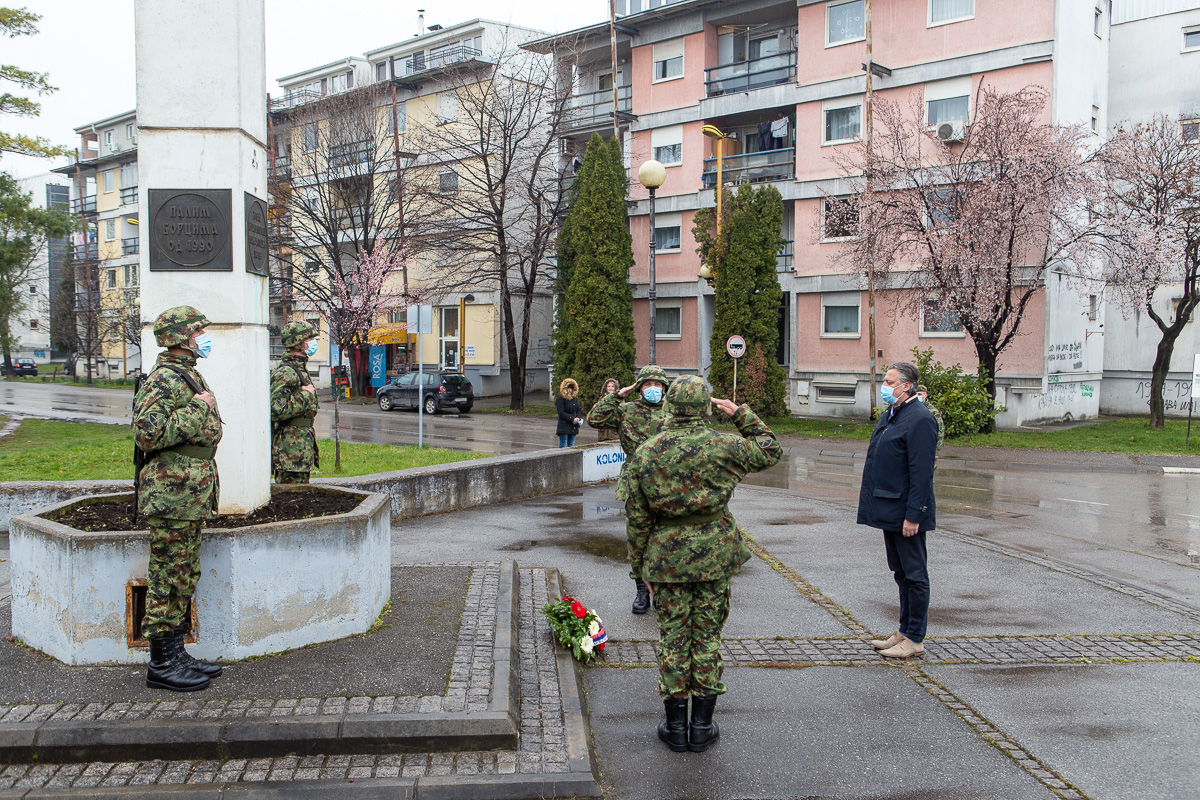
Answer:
[
  {"left": 5, "top": 375, "right": 135, "bottom": 390},
  {"left": 478, "top": 403, "right": 559, "bottom": 420},
  {"left": 0, "top": 419, "right": 485, "bottom": 482},
  {"left": 951, "top": 416, "right": 1200, "bottom": 455}
]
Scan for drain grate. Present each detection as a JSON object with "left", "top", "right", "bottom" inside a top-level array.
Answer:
[{"left": 125, "top": 581, "right": 197, "bottom": 648}]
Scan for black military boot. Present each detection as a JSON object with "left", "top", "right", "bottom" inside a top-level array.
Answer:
[
  {"left": 688, "top": 695, "right": 719, "bottom": 752},
  {"left": 657, "top": 697, "right": 689, "bottom": 752},
  {"left": 632, "top": 579, "right": 651, "bottom": 615},
  {"left": 146, "top": 633, "right": 210, "bottom": 692},
  {"left": 169, "top": 628, "right": 222, "bottom": 678}
]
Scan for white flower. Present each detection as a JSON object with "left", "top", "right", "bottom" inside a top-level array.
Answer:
[
  {"left": 588, "top": 620, "right": 601, "bottom": 637},
  {"left": 579, "top": 635, "right": 594, "bottom": 654}
]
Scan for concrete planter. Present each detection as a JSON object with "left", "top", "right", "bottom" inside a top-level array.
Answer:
[{"left": 9, "top": 485, "right": 391, "bottom": 666}]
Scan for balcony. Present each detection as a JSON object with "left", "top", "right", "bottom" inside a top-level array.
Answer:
[
  {"left": 74, "top": 290, "right": 101, "bottom": 309},
  {"left": 776, "top": 240, "right": 794, "bottom": 272},
  {"left": 400, "top": 45, "right": 483, "bottom": 77},
  {"left": 270, "top": 88, "right": 324, "bottom": 112},
  {"left": 702, "top": 147, "right": 795, "bottom": 188},
  {"left": 122, "top": 237, "right": 139, "bottom": 256},
  {"left": 565, "top": 85, "right": 634, "bottom": 133},
  {"left": 329, "top": 139, "right": 373, "bottom": 169},
  {"left": 120, "top": 185, "right": 138, "bottom": 205},
  {"left": 72, "top": 243, "right": 98, "bottom": 261},
  {"left": 269, "top": 155, "right": 292, "bottom": 182},
  {"left": 705, "top": 51, "right": 797, "bottom": 97},
  {"left": 70, "top": 196, "right": 97, "bottom": 215}
]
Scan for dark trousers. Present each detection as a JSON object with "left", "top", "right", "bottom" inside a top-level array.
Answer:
[{"left": 883, "top": 530, "right": 929, "bottom": 643}]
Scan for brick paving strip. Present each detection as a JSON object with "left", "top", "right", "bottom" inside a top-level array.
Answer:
[{"left": 0, "top": 565, "right": 601, "bottom": 798}]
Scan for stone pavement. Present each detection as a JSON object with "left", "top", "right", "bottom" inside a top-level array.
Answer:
[{"left": 3, "top": 478, "right": 1200, "bottom": 798}]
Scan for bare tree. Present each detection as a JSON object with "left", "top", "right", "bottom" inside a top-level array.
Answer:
[
  {"left": 1096, "top": 114, "right": 1200, "bottom": 428},
  {"left": 823, "top": 85, "right": 1101, "bottom": 411},
  {"left": 406, "top": 42, "right": 576, "bottom": 409}
]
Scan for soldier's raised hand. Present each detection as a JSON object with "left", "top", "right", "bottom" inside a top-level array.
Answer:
[
  {"left": 301, "top": 384, "right": 316, "bottom": 395},
  {"left": 617, "top": 383, "right": 637, "bottom": 397},
  {"left": 710, "top": 397, "right": 739, "bottom": 417}
]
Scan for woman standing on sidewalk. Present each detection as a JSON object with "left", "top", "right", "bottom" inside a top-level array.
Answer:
[
  {"left": 555, "top": 378, "right": 583, "bottom": 448},
  {"left": 590, "top": 378, "right": 620, "bottom": 443}
]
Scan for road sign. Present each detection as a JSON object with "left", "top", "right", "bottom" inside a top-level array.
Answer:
[{"left": 726, "top": 335, "right": 746, "bottom": 359}]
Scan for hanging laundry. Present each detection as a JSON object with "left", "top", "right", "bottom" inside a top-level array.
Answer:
[
  {"left": 758, "top": 122, "right": 773, "bottom": 151},
  {"left": 770, "top": 116, "right": 790, "bottom": 141}
]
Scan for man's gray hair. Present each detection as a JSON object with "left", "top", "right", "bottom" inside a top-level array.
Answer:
[{"left": 889, "top": 361, "right": 919, "bottom": 391}]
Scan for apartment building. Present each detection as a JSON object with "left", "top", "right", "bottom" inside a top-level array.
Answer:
[
  {"left": 532, "top": 0, "right": 1113, "bottom": 425},
  {"left": 1100, "top": 0, "right": 1200, "bottom": 417},
  {"left": 52, "top": 110, "right": 142, "bottom": 378},
  {"left": 269, "top": 19, "right": 553, "bottom": 395},
  {"left": 12, "top": 172, "right": 71, "bottom": 362}
]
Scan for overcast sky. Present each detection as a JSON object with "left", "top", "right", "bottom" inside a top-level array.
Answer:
[{"left": 3, "top": 0, "right": 609, "bottom": 180}]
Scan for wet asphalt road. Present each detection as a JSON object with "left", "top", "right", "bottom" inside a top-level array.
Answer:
[{"left": 2, "top": 380, "right": 1198, "bottom": 579}]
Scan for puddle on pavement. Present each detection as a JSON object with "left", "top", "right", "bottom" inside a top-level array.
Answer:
[
  {"left": 499, "top": 534, "right": 628, "bottom": 561},
  {"left": 767, "top": 515, "right": 830, "bottom": 526}
]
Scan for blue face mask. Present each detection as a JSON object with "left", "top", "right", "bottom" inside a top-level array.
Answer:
[
  {"left": 193, "top": 332, "right": 213, "bottom": 359},
  {"left": 642, "top": 386, "right": 663, "bottom": 404},
  {"left": 880, "top": 385, "right": 897, "bottom": 405},
  {"left": 305, "top": 340, "right": 318, "bottom": 357}
]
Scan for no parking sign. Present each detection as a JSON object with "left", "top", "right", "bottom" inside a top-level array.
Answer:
[{"left": 726, "top": 335, "right": 746, "bottom": 359}]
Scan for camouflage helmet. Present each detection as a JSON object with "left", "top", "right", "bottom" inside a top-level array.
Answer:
[
  {"left": 633, "top": 364, "right": 669, "bottom": 391},
  {"left": 281, "top": 320, "right": 316, "bottom": 350},
  {"left": 153, "top": 305, "right": 210, "bottom": 348},
  {"left": 666, "top": 375, "right": 711, "bottom": 416}
]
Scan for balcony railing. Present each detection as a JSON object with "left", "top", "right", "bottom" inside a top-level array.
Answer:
[
  {"left": 270, "top": 88, "right": 324, "bottom": 112},
  {"left": 702, "top": 147, "right": 795, "bottom": 188},
  {"left": 269, "top": 155, "right": 292, "bottom": 182},
  {"left": 72, "top": 243, "right": 98, "bottom": 260},
  {"left": 329, "top": 139, "right": 374, "bottom": 169},
  {"left": 74, "top": 290, "right": 101, "bottom": 309},
  {"left": 122, "top": 237, "right": 140, "bottom": 256},
  {"left": 401, "top": 45, "right": 482, "bottom": 77},
  {"left": 776, "top": 239, "right": 794, "bottom": 271},
  {"left": 704, "top": 51, "right": 797, "bottom": 97},
  {"left": 120, "top": 185, "right": 138, "bottom": 205},
  {"left": 70, "top": 196, "right": 97, "bottom": 215},
  {"left": 566, "top": 85, "right": 633, "bottom": 132}
]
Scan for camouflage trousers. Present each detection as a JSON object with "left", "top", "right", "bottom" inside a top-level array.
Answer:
[
  {"left": 142, "top": 517, "right": 202, "bottom": 639},
  {"left": 651, "top": 578, "right": 732, "bottom": 699},
  {"left": 275, "top": 470, "right": 310, "bottom": 484}
]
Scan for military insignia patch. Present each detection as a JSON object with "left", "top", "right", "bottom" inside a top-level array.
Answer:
[{"left": 759, "top": 439, "right": 773, "bottom": 448}]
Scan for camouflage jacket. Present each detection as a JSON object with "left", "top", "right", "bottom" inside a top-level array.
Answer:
[
  {"left": 132, "top": 352, "right": 223, "bottom": 519},
  {"left": 270, "top": 353, "right": 319, "bottom": 472},
  {"left": 625, "top": 405, "right": 783, "bottom": 583},
  {"left": 586, "top": 391, "right": 670, "bottom": 501},
  {"left": 928, "top": 404, "right": 945, "bottom": 459}
]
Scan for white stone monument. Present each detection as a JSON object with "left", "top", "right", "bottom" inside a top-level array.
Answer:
[{"left": 135, "top": 0, "right": 271, "bottom": 513}]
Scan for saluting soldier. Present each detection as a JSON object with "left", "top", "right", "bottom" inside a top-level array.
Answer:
[
  {"left": 133, "top": 306, "right": 224, "bottom": 692},
  {"left": 625, "top": 375, "right": 782, "bottom": 753},
  {"left": 586, "top": 364, "right": 671, "bottom": 614},
  {"left": 271, "top": 321, "right": 320, "bottom": 483}
]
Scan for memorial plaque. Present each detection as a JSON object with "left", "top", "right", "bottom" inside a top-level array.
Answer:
[
  {"left": 244, "top": 192, "right": 269, "bottom": 277},
  {"left": 148, "top": 189, "right": 232, "bottom": 271}
]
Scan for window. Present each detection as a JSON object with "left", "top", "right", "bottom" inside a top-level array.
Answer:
[
  {"left": 821, "top": 292, "right": 860, "bottom": 336},
  {"left": 1184, "top": 26, "right": 1200, "bottom": 52},
  {"left": 105, "top": 130, "right": 113, "bottom": 146},
  {"left": 926, "top": 187, "right": 963, "bottom": 228},
  {"left": 928, "top": 96, "right": 969, "bottom": 126},
  {"left": 106, "top": 269, "right": 117, "bottom": 289},
  {"left": 376, "top": 61, "right": 389, "bottom": 81},
  {"left": 384, "top": 103, "right": 406, "bottom": 135},
  {"left": 1094, "top": 8, "right": 1103, "bottom": 37},
  {"left": 438, "top": 167, "right": 459, "bottom": 194},
  {"left": 654, "top": 225, "right": 681, "bottom": 250},
  {"left": 823, "top": 102, "right": 861, "bottom": 143},
  {"left": 103, "top": 171, "right": 114, "bottom": 193},
  {"left": 28, "top": 319, "right": 38, "bottom": 331},
  {"left": 330, "top": 71, "right": 352, "bottom": 93},
  {"left": 306, "top": 318, "right": 320, "bottom": 336},
  {"left": 124, "top": 265, "right": 138, "bottom": 286},
  {"left": 125, "top": 123, "right": 135, "bottom": 139},
  {"left": 303, "top": 123, "right": 317, "bottom": 153},
  {"left": 652, "top": 38, "right": 684, "bottom": 82},
  {"left": 304, "top": 261, "right": 320, "bottom": 275},
  {"left": 437, "top": 92, "right": 458, "bottom": 124},
  {"left": 1183, "top": 119, "right": 1199, "bottom": 144},
  {"left": 1088, "top": 294, "right": 1099, "bottom": 321},
  {"left": 655, "top": 305, "right": 682, "bottom": 339},
  {"left": 1091, "top": 105, "right": 1100, "bottom": 134},
  {"left": 826, "top": 0, "right": 864, "bottom": 46},
  {"left": 816, "top": 384, "right": 857, "bottom": 402},
  {"left": 28, "top": 284, "right": 36, "bottom": 295},
  {"left": 105, "top": 219, "right": 116, "bottom": 240},
  {"left": 921, "top": 298, "right": 963, "bottom": 334},
  {"left": 598, "top": 72, "right": 613, "bottom": 91},
  {"left": 651, "top": 124, "right": 683, "bottom": 165},
  {"left": 822, "top": 197, "right": 859, "bottom": 240},
  {"left": 653, "top": 143, "right": 682, "bottom": 164},
  {"left": 930, "top": 0, "right": 973, "bottom": 25}
]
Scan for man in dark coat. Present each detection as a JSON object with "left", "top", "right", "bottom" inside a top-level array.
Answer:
[{"left": 857, "top": 361, "right": 938, "bottom": 658}]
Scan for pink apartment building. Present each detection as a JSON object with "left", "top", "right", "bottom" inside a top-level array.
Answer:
[{"left": 529, "top": 0, "right": 1111, "bottom": 425}]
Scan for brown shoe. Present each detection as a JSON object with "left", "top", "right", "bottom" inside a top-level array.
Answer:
[
  {"left": 870, "top": 631, "right": 903, "bottom": 650},
  {"left": 880, "top": 637, "right": 925, "bottom": 658}
]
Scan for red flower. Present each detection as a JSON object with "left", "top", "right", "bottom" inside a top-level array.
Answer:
[
  {"left": 561, "top": 596, "right": 575, "bottom": 604},
  {"left": 598, "top": 642, "right": 605, "bottom": 652},
  {"left": 571, "top": 600, "right": 587, "bottom": 618}
]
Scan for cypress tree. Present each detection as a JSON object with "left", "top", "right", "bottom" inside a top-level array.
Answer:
[
  {"left": 693, "top": 183, "right": 787, "bottom": 416},
  {"left": 552, "top": 133, "right": 636, "bottom": 410}
]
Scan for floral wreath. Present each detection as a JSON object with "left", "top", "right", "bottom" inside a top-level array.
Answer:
[{"left": 541, "top": 595, "right": 607, "bottom": 663}]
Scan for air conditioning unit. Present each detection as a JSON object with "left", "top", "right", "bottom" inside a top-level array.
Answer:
[{"left": 936, "top": 121, "right": 966, "bottom": 142}]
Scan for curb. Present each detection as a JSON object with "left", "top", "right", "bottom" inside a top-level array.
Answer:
[
  {"left": 0, "top": 563, "right": 523, "bottom": 766},
  {"left": 545, "top": 569, "right": 603, "bottom": 797}
]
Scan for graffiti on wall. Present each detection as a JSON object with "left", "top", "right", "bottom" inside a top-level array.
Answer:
[
  {"left": 1134, "top": 380, "right": 1195, "bottom": 413},
  {"left": 1036, "top": 381, "right": 1081, "bottom": 409},
  {"left": 1047, "top": 340, "right": 1083, "bottom": 372}
]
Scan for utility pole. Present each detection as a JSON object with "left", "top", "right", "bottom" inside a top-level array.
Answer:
[
  {"left": 864, "top": 0, "right": 878, "bottom": 418},
  {"left": 609, "top": 0, "right": 620, "bottom": 140}
]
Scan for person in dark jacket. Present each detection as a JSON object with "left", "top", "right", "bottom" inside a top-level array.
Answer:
[
  {"left": 857, "top": 361, "right": 939, "bottom": 659},
  {"left": 555, "top": 378, "right": 583, "bottom": 447},
  {"left": 590, "top": 378, "right": 621, "bottom": 443}
]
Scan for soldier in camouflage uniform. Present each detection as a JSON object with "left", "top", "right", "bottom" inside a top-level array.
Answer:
[
  {"left": 624, "top": 375, "right": 782, "bottom": 752},
  {"left": 271, "top": 321, "right": 319, "bottom": 483},
  {"left": 586, "top": 364, "right": 671, "bottom": 614},
  {"left": 133, "top": 306, "right": 224, "bottom": 692},
  {"left": 916, "top": 385, "right": 945, "bottom": 468}
]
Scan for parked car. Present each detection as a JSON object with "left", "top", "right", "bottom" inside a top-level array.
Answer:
[
  {"left": 5, "top": 358, "right": 37, "bottom": 377},
  {"left": 377, "top": 371, "right": 474, "bottom": 415}
]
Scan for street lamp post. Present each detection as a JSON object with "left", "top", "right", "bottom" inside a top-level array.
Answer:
[
  {"left": 637, "top": 159, "right": 666, "bottom": 365},
  {"left": 699, "top": 125, "right": 729, "bottom": 283}
]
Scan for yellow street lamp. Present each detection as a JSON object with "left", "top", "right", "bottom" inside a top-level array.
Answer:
[
  {"left": 637, "top": 159, "right": 666, "bottom": 365},
  {"left": 700, "top": 125, "right": 729, "bottom": 283}
]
